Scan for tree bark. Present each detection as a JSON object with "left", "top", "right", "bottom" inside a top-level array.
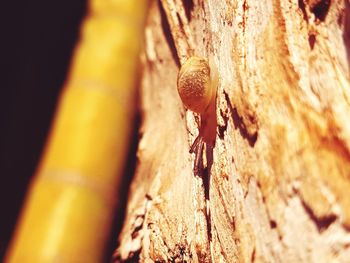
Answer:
[{"left": 115, "top": 0, "right": 350, "bottom": 262}]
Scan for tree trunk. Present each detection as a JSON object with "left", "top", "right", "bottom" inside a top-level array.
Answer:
[{"left": 115, "top": 0, "right": 350, "bottom": 262}]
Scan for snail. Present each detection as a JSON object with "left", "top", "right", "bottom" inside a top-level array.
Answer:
[
  {"left": 177, "top": 56, "right": 218, "bottom": 176},
  {"left": 177, "top": 56, "right": 216, "bottom": 114}
]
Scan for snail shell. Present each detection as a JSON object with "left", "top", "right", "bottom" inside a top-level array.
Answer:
[{"left": 177, "top": 56, "right": 214, "bottom": 114}]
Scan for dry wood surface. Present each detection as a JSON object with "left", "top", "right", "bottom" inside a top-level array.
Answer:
[{"left": 116, "top": 0, "right": 350, "bottom": 262}]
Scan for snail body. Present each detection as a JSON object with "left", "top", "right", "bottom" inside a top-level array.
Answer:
[
  {"left": 177, "top": 56, "right": 215, "bottom": 114},
  {"left": 177, "top": 56, "right": 218, "bottom": 175}
]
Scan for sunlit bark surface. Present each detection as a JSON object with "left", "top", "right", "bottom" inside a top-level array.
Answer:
[{"left": 116, "top": 0, "right": 350, "bottom": 262}]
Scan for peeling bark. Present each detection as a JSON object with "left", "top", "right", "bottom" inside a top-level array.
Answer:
[{"left": 115, "top": 0, "right": 350, "bottom": 262}]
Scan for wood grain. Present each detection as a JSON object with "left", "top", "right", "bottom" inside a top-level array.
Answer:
[{"left": 116, "top": 0, "right": 350, "bottom": 262}]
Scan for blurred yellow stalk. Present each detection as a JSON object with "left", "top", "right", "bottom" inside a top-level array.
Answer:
[{"left": 6, "top": 0, "right": 149, "bottom": 262}]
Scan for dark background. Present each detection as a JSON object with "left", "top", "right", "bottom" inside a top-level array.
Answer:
[
  {"left": 0, "top": 0, "right": 93, "bottom": 259},
  {"left": 1, "top": 1, "right": 140, "bottom": 260}
]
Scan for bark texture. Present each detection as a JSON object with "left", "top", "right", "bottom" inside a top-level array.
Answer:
[{"left": 116, "top": 0, "right": 350, "bottom": 262}]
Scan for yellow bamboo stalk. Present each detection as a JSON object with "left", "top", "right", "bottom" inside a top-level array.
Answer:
[{"left": 6, "top": 0, "right": 149, "bottom": 262}]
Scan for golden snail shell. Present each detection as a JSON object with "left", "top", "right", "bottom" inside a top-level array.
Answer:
[{"left": 177, "top": 56, "right": 214, "bottom": 114}]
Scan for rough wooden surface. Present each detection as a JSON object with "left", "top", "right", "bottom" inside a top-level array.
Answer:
[{"left": 115, "top": 0, "right": 350, "bottom": 262}]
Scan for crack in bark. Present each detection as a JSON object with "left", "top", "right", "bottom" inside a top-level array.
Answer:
[
  {"left": 308, "top": 33, "right": 317, "bottom": 49},
  {"left": 300, "top": 198, "right": 337, "bottom": 232},
  {"left": 218, "top": 108, "right": 229, "bottom": 139},
  {"left": 222, "top": 91, "right": 258, "bottom": 146},
  {"left": 256, "top": 181, "right": 283, "bottom": 240},
  {"left": 251, "top": 246, "right": 256, "bottom": 263},
  {"left": 310, "top": 0, "right": 331, "bottom": 22},
  {"left": 159, "top": 0, "right": 195, "bottom": 63},
  {"left": 159, "top": 0, "right": 181, "bottom": 67},
  {"left": 298, "top": 0, "right": 309, "bottom": 22},
  {"left": 182, "top": 0, "right": 194, "bottom": 22},
  {"left": 298, "top": 0, "right": 331, "bottom": 23}
]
